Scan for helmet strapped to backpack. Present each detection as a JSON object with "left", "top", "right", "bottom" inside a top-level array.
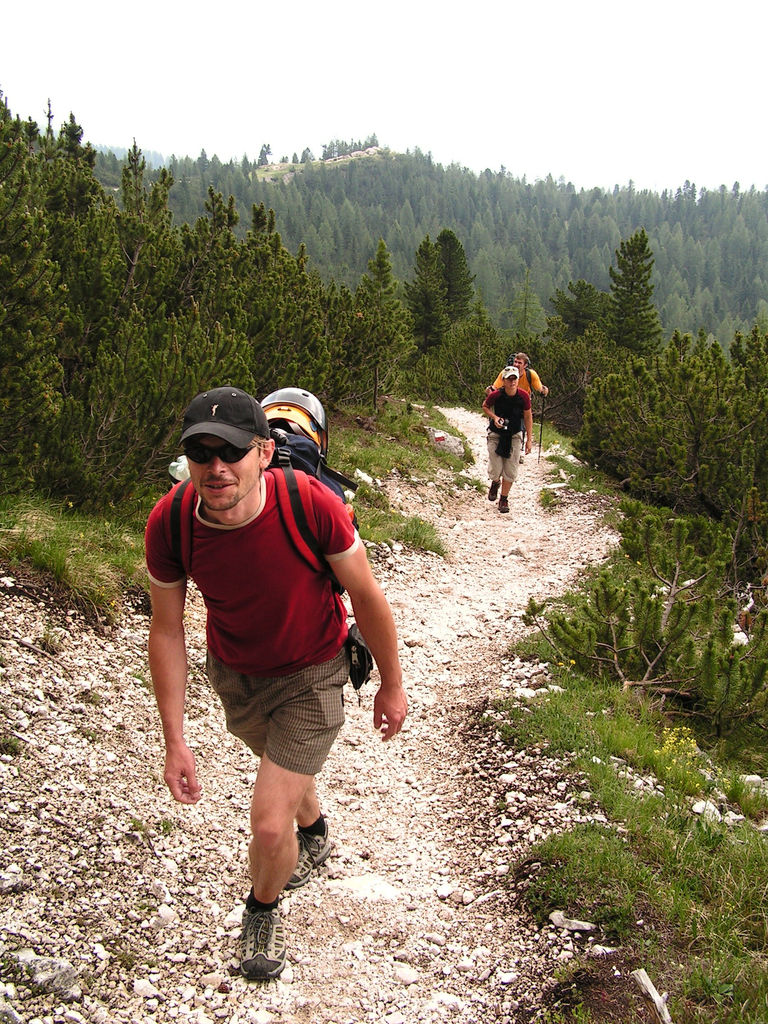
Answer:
[
  {"left": 261, "top": 388, "right": 329, "bottom": 458},
  {"left": 260, "top": 387, "right": 357, "bottom": 515}
]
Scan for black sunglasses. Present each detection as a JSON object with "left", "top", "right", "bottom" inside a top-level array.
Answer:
[{"left": 183, "top": 441, "right": 253, "bottom": 464}]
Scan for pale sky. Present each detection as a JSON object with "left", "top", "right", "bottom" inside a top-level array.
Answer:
[{"left": 3, "top": 0, "right": 766, "bottom": 194}]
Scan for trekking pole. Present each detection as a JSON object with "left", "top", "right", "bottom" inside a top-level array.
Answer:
[{"left": 537, "top": 393, "right": 546, "bottom": 463}]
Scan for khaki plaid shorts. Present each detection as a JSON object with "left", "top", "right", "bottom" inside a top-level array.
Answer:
[
  {"left": 205, "top": 647, "right": 347, "bottom": 776},
  {"left": 486, "top": 431, "right": 523, "bottom": 483}
]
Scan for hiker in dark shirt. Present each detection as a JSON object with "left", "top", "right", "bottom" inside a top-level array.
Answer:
[
  {"left": 481, "top": 366, "right": 533, "bottom": 513},
  {"left": 486, "top": 352, "right": 549, "bottom": 464}
]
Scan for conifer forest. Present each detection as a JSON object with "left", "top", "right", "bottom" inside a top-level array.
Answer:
[{"left": 2, "top": 99, "right": 768, "bottom": 612}]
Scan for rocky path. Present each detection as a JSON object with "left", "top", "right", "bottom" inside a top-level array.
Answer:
[{"left": 0, "top": 408, "right": 617, "bottom": 1024}]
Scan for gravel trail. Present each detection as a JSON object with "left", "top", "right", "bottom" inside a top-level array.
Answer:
[{"left": 0, "top": 407, "right": 617, "bottom": 1024}]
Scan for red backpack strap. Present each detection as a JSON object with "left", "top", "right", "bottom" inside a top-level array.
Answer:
[
  {"left": 270, "top": 465, "right": 327, "bottom": 574},
  {"left": 164, "top": 478, "right": 195, "bottom": 575}
]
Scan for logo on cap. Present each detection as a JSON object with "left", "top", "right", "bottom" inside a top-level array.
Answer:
[{"left": 211, "top": 404, "right": 219, "bottom": 416}]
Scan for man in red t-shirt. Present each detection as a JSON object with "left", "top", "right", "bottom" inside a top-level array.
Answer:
[{"left": 145, "top": 387, "right": 407, "bottom": 981}]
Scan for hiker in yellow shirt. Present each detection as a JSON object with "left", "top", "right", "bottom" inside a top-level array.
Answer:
[{"left": 487, "top": 352, "right": 549, "bottom": 397}]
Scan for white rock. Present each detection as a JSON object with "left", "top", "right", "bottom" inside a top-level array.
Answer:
[
  {"left": 549, "top": 910, "right": 597, "bottom": 932},
  {"left": 691, "top": 800, "right": 722, "bottom": 822},
  {"left": 224, "top": 906, "right": 243, "bottom": 928},
  {"left": 497, "top": 970, "right": 519, "bottom": 984},
  {"left": 740, "top": 774, "right": 766, "bottom": 789},
  {"left": 328, "top": 874, "right": 400, "bottom": 899},
  {"left": 133, "top": 978, "right": 161, "bottom": 998},
  {"left": 394, "top": 965, "right": 419, "bottom": 985},
  {"left": 199, "top": 972, "right": 225, "bottom": 988},
  {"left": 251, "top": 1010, "right": 277, "bottom": 1023}
]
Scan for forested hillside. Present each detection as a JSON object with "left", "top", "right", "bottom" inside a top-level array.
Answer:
[
  {"left": 4, "top": 94, "right": 768, "bottom": 870},
  {"left": 94, "top": 145, "right": 768, "bottom": 344},
  {"left": 3, "top": 98, "right": 768, "bottom": 608}
]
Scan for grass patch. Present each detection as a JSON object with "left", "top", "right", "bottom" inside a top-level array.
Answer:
[
  {"left": 330, "top": 398, "right": 470, "bottom": 483},
  {"left": 518, "top": 822, "right": 658, "bottom": 941},
  {"left": 495, "top": 664, "right": 768, "bottom": 1023},
  {"left": 0, "top": 496, "right": 147, "bottom": 622},
  {"left": 327, "top": 399, "right": 468, "bottom": 556},
  {"left": 722, "top": 775, "right": 768, "bottom": 822},
  {"left": 541, "top": 433, "right": 618, "bottom": 498},
  {"left": 358, "top": 505, "right": 446, "bottom": 555},
  {"left": 0, "top": 733, "right": 21, "bottom": 756},
  {"left": 539, "top": 488, "right": 559, "bottom": 510}
]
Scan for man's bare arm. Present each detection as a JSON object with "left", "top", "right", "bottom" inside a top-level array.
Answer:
[
  {"left": 148, "top": 582, "right": 202, "bottom": 802},
  {"left": 331, "top": 546, "right": 408, "bottom": 740}
]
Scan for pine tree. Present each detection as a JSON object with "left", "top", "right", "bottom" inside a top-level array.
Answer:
[
  {"left": 509, "top": 268, "right": 546, "bottom": 339},
  {"left": 43, "top": 141, "right": 257, "bottom": 505},
  {"left": 551, "top": 279, "right": 610, "bottom": 340},
  {"left": 608, "top": 228, "right": 662, "bottom": 354},
  {"left": 321, "top": 281, "right": 358, "bottom": 403},
  {"left": 352, "top": 239, "right": 414, "bottom": 407},
  {"left": 240, "top": 211, "right": 330, "bottom": 395},
  {"left": 436, "top": 228, "right": 474, "bottom": 324},
  {"left": 538, "top": 317, "right": 622, "bottom": 434},
  {"left": 403, "top": 236, "right": 449, "bottom": 352},
  {"left": 412, "top": 301, "right": 503, "bottom": 405},
  {"left": 575, "top": 328, "right": 768, "bottom": 585},
  {"left": 0, "top": 103, "right": 63, "bottom": 489},
  {"left": 525, "top": 500, "right": 768, "bottom": 734},
  {"left": 30, "top": 113, "right": 134, "bottom": 415}
]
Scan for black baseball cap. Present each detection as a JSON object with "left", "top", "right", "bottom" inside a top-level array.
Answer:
[{"left": 180, "top": 387, "right": 270, "bottom": 446}]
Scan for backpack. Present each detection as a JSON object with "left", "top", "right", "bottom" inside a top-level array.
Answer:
[
  {"left": 163, "top": 466, "right": 373, "bottom": 693},
  {"left": 269, "top": 430, "right": 358, "bottom": 523},
  {"left": 262, "top": 386, "right": 358, "bottom": 523}
]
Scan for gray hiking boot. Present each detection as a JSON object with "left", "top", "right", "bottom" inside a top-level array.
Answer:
[
  {"left": 240, "top": 908, "right": 286, "bottom": 980},
  {"left": 284, "top": 824, "right": 331, "bottom": 890}
]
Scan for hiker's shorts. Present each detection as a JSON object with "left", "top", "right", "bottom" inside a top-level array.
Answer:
[
  {"left": 486, "top": 431, "right": 523, "bottom": 483},
  {"left": 205, "top": 647, "right": 347, "bottom": 776}
]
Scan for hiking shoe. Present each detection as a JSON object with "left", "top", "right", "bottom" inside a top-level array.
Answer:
[
  {"left": 498, "top": 496, "right": 510, "bottom": 513},
  {"left": 488, "top": 480, "right": 500, "bottom": 502},
  {"left": 284, "top": 824, "right": 331, "bottom": 890},
  {"left": 240, "top": 908, "right": 286, "bottom": 980}
]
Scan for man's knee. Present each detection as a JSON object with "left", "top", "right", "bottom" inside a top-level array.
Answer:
[
  {"left": 250, "top": 810, "right": 295, "bottom": 857},
  {"left": 250, "top": 757, "right": 314, "bottom": 845}
]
